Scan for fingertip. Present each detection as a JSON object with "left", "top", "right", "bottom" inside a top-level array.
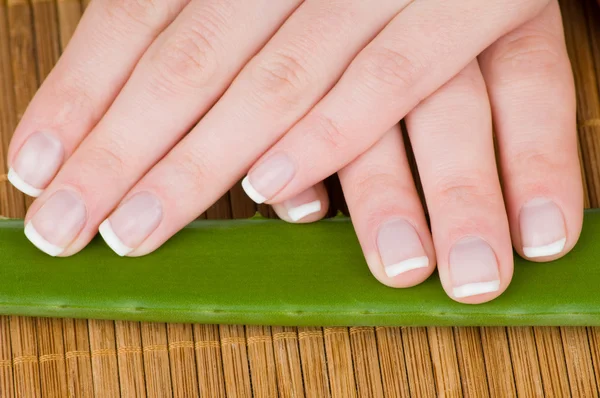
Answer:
[{"left": 271, "top": 184, "right": 329, "bottom": 223}]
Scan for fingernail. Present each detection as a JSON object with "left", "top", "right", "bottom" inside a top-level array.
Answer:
[
  {"left": 281, "top": 187, "right": 322, "bottom": 221},
  {"left": 8, "top": 131, "right": 64, "bottom": 197},
  {"left": 450, "top": 236, "right": 500, "bottom": 298},
  {"left": 242, "top": 153, "right": 295, "bottom": 204},
  {"left": 377, "top": 219, "right": 429, "bottom": 277},
  {"left": 25, "top": 189, "right": 86, "bottom": 256},
  {"left": 99, "top": 192, "right": 162, "bottom": 256},
  {"left": 520, "top": 198, "right": 566, "bottom": 258}
]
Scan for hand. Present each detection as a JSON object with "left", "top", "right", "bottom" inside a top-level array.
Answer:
[
  {"left": 271, "top": 2, "right": 582, "bottom": 303},
  {"left": 7, "top": 0, "right": 581, "bottom": 303}
]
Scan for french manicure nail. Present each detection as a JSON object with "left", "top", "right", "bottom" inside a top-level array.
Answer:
[
  {"left": 450, "top": 236, "right": 500, "bottom": 298},
  {"left": 520, "top": 198, "right": 566, "bottom": 258},
  {"left": 99, "top": 192, "right": 162, "bottom": 256},
  {"left": 377, "top": 219, "right": 429, "bottom": 278},
  {"left": 25, "top": 189, "right": 86, "bottom": 256},
  {"left": 8, "top": 131, "right": 64, "bottom": 197},
  {"left": 242, "top": 153, "right": 295, "bottom": 204},
  {"left": 281, "top": 187, "right": 322, "bottom": 221}
]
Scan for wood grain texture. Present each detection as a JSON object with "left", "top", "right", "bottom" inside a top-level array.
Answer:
[
  {"left": 349, "top": 327, "right": 384, "bottom": 398},
  {"left": 115, "top": 321, "right": 147, "bottom": 397},
  {"left": 506, "top": 327, "right": 544, "bottom": 397},
  {"left": 402, "top": 327, "right": 436, "bottom": 397},
  {"left": 167, "top": 323, "right": 200, "bottom": 397},
  {"left": 480, "top": 327, "right": 516, "bottom": 398},
  {"left": 62, "top": 319, "right": 94, "bottom": 398},
  {"left": 141, "top": 322, "right": 173, "bottom": 397},
  {"left": 1, "top": 0, "right": 600, "bottom": 396},
  {"left": 375, "top": 327, "right": 410, "bottom": 398},
  {"left": 298, "top": 327, "right": 331, "bottom": 398},
  {"left": 272, "top": 326, "right": 305, "bottom": 398},
  {"left": 428, "top": 327, "right": 462, "bottom": 397},
  {"left": 88, "top": 320, "right": 120, "bottom": 398},
  {"left": 0, "top": 317, "right": 15, "bottom": 398},
  {"left": 193, "top": 324, "right": 226, "bottom": 398},
  {"left": 35, "top": 318, "right": 67, "bottom": 398},
  {"left": 219, "top": 325, "right": 252, "bottom": 397},
  {"left": 246, "top": 326, "right": 279, "bottom": 397}
]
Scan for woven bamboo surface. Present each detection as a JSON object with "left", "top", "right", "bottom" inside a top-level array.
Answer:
[{"left": 1, "top": 0, "right": 600, "bottom": 396}]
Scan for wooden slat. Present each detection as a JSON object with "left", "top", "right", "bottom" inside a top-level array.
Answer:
[
  {"left": 62, "top": 319, "right": 93, "bottom": 397},
  {"left": 453, "top": 327, "right": 489, "bottom": 398},
  {"left": 167, "top": 323, "right": 200, "bottom": 397},
  {"left": 506, "top": 327, "right": 544, "bottom": 397},
  {"left": 298, "top": 327, "right": 331, "bottom": 398},
  {"left": 230, "top": 180, "right": 257, "bottom": 218},
  {"left": 10, "top": 316, "right": 40, "bottom": 398},
  {"left": 533, "top": 327, "right": 571, "bottom": 397},
  {"left": 193, "top": 325, "right": 226, "bottom": 398},
  {"left": 349, "top": 327, "right": 384, "bottom": 398},
  {"left": 8, "top": 0, "right": 39, "bottom": 211},
  {"left": 56, "top": 0, "right": 81, "bottom": 49},
  {"left": 246, "top": 325, "right": 279, "bottom": 397},
  {"left": 272, "top": 326, "right": 305, "bottom": 398},
  {"left": 587, "top": 328, "right": 600, "bottom": 395},
  {"left": 324, "top": 327, "right": 357, "bottom": 398},
  {"left": 561, "top": 327, "right": 598, "bottom": 397},
  {"left": 561, "top": 0, "right": 600, "bottom": 207},
  {"left": 402, "top": 327, "right": 436, "bottom": 397},
  {"left": 2, "top": 0, "right": 30, "bottom": 217},
  {"left": 480, "top": 327, "right": 516, "bottom": 397},
  {"left": 219, "top": 325, "right": 252, "bottom": 397},
  {"left": 0, "top": 316, "right": 15, "bottom": 398},
  {"left": 375, "top": 327, "right": 410, "bottom": 398},
  {"left": 141, "top": 322, "right": 173, "bottom": 397},
  {"left": 428, "top": 327, "right": 462, "bottom": 397},
  {"left": 115, "top": 321, "right": 147, "bottom": 397},
  {"left": 88, "top": 320, "right": 120, "bottom": 398},
  {"left": 36, "top": 318, "right": 67, "bottom": 398}
]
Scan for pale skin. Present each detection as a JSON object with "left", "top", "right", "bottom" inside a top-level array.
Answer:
[{"left": 7, "top": 0, "right": 582, "bottom": 304}]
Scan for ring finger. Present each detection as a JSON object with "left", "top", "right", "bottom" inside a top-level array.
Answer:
[{"left": 407, "top": 60, "right": 513, "bottom": 303}]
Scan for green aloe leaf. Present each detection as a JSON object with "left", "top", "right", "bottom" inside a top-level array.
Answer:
[{"left": 0, "top": 211, "right": 598, "bottom": 326}]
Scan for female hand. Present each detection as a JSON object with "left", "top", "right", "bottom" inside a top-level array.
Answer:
[
  {"left": 270, "top": 2, "right": 582, "bottom": 303},
  {"left": 7, "top": 0, "right": 581, "bottom": 302}
]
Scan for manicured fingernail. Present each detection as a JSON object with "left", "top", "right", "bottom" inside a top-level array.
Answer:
[
  {"left": 242, "top": 153, "right": 295, "bottom": 204},
  {"left": 25, "top": 189, "right": 86, "bottom": 256},
  {"left": 450, "top": 236, "right": 500, "bottom": 298},
  {"left": 8, "top": 131, "right": 64, "bottom": 197},
  {"left": 281, "top": 187, "right": 322, "bottom": 222},
  {"left": 99, "top": 192, "right": 162, "bottom": 256},
  {"left": 520, "top": 198, "right": 566, "bottom": 258},
  {"left": 377, "top": 219, "right": 429, "bottom": 278}
]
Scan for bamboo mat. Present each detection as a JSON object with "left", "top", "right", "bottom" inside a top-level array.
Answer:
[{"left": 1, "top": 0, "right": 600, "bottom": 396}]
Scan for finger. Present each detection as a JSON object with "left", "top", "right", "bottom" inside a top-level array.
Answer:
[
  {"left": 241, "top": 0, "right": 550, "bottom": 204},
  {"left": 270, "top": 183, "right": 329, "bottom": 223},
  {"left": 7, "top": 0, "right": 189, "bottom": 196},
  {"left": 338, "top": 125, "right": 435, "bottom": 288},
  {"left": 22, "top": 0, "right": 301, "bottom": 257},
  {"left": 29, "top": 0, "right": 410, "bottom": 256},
  {"left": 478, "top": 1, "right": 582, "bottom": 261},
  {"left": 407, "top": 61, "right": 512, "bottom": 303}
]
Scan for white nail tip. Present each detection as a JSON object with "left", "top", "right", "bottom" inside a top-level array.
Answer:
[
  {"left": 99, "top": 220, "right": 133, "bottom": 257},
  {"left": 523, "top": 238, "right": 566, "bottom": 258},
  {"left": 8, "top": 168, "right": 43, "bottom": 197},
  {"left": 384, "top": 256, "right": 429, "bottom": 277},
  {"left": 241, "top": 176, "right": 266, "bottom": 204},
  {"left": 24, "top": 222, "right": 63, "bottom": 256},
  {"left": 453, "top": 280, "right": 501, "bottom": 298},
  {"left": 288, "top": 200, "right": 322, "bottom": 222}
]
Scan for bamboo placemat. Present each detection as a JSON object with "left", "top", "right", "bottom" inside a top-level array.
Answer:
[{"left": 0, "top": 0, "right": 600, "bottom": 396}]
